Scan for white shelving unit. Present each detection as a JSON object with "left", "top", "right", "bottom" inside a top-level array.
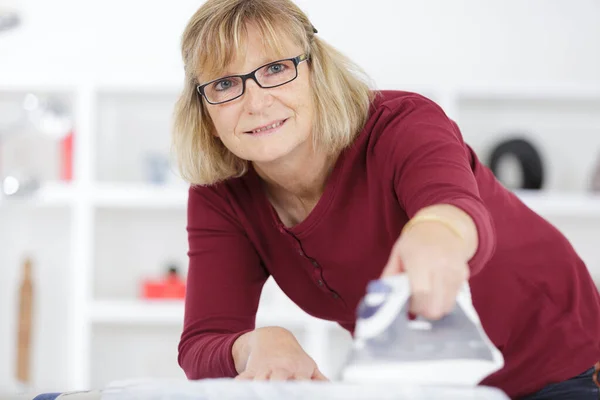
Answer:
[
  {"left": 515, "top": 190, "right": 600, "bottom": 217},
  {"left": 90, "top": 183, "right": 188, "bottom": 209},
  {"left": 90, "top": 297, "right": 326, "bottom": 329},
  {"left": 7, "top": 182, "right": 600, "bottom": 217},
  {"left": 2, "top": 81, "right": 600, "bottom": 392}
]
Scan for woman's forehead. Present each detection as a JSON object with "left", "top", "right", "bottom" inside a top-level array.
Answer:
[
  {"left": 199, "top": 51, "right": 289, "bottom": 83},
  {"left": 230, "top": 49, "right": 296, "bottom": 74},
  {"left": 197, "top": 23, "right": 302, "bottom": 82}
]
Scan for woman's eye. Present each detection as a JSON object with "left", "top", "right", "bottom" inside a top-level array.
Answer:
[
  {"left": 267, "top": 63, "right": 286, "bottom": 74},
  {"left": 214, "top": 79, "right": 234, "bottom": 91}
]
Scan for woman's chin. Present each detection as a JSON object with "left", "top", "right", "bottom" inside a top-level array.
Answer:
[
  {"left": 243, "top": 136, "right": 310, "bottom": 167},
  {"left": 249, "top": 148, "right": 296, "bottom": 166},
  {"left": 250, "top": 154, "right": 286, "bottom": 166}
]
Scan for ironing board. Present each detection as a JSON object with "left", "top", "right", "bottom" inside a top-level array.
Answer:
[{"left": 3, "top": 378, "right": 509, "bottom": 400}]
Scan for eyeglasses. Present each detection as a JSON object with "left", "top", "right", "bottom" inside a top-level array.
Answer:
[{"left": 196, "top": 54, "right": 309, "bottom": 105}]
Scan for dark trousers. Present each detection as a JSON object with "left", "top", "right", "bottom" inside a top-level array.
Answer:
[{"left": 521, "top": 363, "right": 600, "bottom": 400}]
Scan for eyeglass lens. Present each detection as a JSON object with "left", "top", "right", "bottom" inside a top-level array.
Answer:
[{"left": 203, "top": 59, "right": 298, "bottom": 104}]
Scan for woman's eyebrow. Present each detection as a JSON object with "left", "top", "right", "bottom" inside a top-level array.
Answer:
[{"left": 219, "top": 55, "right": 284, "bottom": 78}]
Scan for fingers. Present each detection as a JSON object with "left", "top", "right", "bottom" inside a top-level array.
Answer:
[
  {"left": 380, "top": 242, "right": 404, "bottom": 278},
  {"left": 310, "top": 369, "right": 329, "bottom": 381},
  {"left": 407, "top": 267, "right": 434, "bottom": 318},
  {"left": 253, "top": 369, "right": 272, "bottom": 380},
  {"left": 236, "top": 327, "right": 327, "bottom": 383},
  {"left": 440, "top": 277, "right": 459, "bottom": 315},
  {"left": 427, "top": 270, "right": 447, "bottom": 320},
  {"left": 383, "top": 250, "right": 451, "bottom": 320},
  {"left": 291, "top": 373, "right": 311, "bottom": 381},
  {"left": 269, "top": 368, "right": 294, "bottom": 381},
  {"left": 236, "top": 368, "right": 308, "bottom": 381},
  {"left": 408, "top": 266, "right": 466, "bottom": 320},
  {"left": 235, "top": 371, "right": 254, "bottom": 380}
]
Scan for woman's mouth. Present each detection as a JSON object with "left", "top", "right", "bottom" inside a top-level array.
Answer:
[{"left": 245, "top": 119, "right": 287, "bottom": 136}]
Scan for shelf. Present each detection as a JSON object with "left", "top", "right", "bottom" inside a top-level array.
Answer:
[
  {"left": 0, "top": 182, "right": 188, "bottom": 209},
  {"left": 456, "top": 84, "right": 600, "bottom": 102},
  {"left": 3, "top": 181, "right": 600, "bottom": 217},
  {"left": 0, "top": 181, "right": 76, "bottom": 208},
  {"left": 88, "top": 185, "right": 600, "bottom": 216},
  {"left": 95, "top": 82, "right": 183, "bottom": 95},
  {"left": 89, "top": 299, "right": 326, "bottom": 329},
  {"left": 90, "top": 299, "right": 185, "bottom": 325},
  {"left": 0, "top": 79, "right": 78, "bottom": 93},
  {"left": 91, "top": 183, "right": 188, "bottom": 209},
  {"left": 515, "top": 190, "right": 600, "bottom": 217}
]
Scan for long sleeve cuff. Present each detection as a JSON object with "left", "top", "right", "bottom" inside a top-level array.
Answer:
[{"left": 442, "top": 197, "right": 497, "bottom": 276}]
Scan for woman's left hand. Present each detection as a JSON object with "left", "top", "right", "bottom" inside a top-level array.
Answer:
[{"left": 380, "top": 221, "right": 470, "bottom": 320}]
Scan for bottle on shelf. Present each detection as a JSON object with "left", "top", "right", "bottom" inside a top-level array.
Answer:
[
  {"left": 16, "top": 256, "right": 34, "bottom": 386},
  {"left": 141, "top": 263, "right": 186, "bottom": 300}
]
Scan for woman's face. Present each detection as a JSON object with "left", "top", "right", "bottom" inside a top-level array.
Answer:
[{"left": 200, "top": 24, "right": 314, "bottom": 165}]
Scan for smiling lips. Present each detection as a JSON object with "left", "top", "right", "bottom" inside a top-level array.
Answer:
[{"left": 246, "top": 118, "right": 287, "bottom": 135}]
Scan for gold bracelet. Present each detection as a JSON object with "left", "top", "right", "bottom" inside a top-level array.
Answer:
[{"left": 401, "top": 214, "right": 466, "bottom": 242}]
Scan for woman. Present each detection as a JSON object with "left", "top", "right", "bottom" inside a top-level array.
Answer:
[{"left": 172, "top": 0, "right": 600, "bottom": 398}]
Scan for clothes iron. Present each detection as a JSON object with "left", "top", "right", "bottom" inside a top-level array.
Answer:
[{"left": 342, "top": 273, "right": 504, "bottom": 386}]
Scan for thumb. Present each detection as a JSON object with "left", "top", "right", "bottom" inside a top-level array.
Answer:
[{"left": 380, "top": 245, "right": 405, "bottom": 278}]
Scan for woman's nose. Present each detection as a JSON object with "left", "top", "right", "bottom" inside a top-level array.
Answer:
[{"left": 243, "top": 79, "right": 273, "bottom": 113}]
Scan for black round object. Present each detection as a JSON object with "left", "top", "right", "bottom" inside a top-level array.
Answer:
[{"left": 488, "top": 137, "right": 544, "bottom": 190}]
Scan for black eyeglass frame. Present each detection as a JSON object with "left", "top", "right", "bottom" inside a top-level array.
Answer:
[{"left": 196, "top": 53, "right": 309, "bottom": 105}]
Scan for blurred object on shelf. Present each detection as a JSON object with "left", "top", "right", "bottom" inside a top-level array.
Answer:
[
  {"left": 16, "top": 256, "right": 34, "bottom": 387},
  {"left": 0, "top": 93, "right": 73, "bottom": 192},
  {"left": 141, "top": 263, "right": 186, "bottom": 299},
  {"left": 60, "top": 131, "right": 74, "bottom": 181},
  {"left": 0, "top": 93, "right": 72, "bottom": 141},
  {"left": 2, "top": 175, "right": 39, "bottom": 197},
  {"left": 0, "top": 7, "right": 20, "bottom": 33},
  {"left": 22, "top": 93, "right": 72, "bottom": 140},
  {"left": 590, "top": 151, "right": 600, "bottom": 192},
  {"left": 144, "top": 152, "right": 170, "bottom": 185},
  {"left": 488, "top": 136, "right": 544, "bottom": 190}
]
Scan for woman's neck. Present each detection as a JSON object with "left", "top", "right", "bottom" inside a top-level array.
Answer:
[{"left": 253, "top": 145, "right": 336, "bottom": 205}]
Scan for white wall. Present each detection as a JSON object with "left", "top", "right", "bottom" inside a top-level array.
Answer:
[{"left": 1, "top": 0, "right": 599, "bottom": 86}]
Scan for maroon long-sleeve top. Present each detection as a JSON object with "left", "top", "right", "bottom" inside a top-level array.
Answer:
[{"left": 178, "top": 91, "right": 600, "bottom": 399}]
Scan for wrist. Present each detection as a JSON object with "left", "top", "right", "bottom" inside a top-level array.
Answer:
[
  {"left": 402, "top": 214, "right": 465, "bottom": 243},
  {"left": 232, "top": 330, "right": 253, "bottom": 374},
  {"left": 399, "top": 219, "right": 469, "bottom": 262},
  {"left": 402, "top": 205, "right": 478, "bottom": 261},
  {"left": 232, "top": 327, "right": 294, "bottom": 374}
]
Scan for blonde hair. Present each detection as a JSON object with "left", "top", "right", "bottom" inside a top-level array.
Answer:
[{"left": 172, "top": 0, "right": 376, "bottom": 186}]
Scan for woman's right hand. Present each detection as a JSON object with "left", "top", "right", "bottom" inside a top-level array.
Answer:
[{"left": 233, "top": 326, "right": 328, "bottom": 381}]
